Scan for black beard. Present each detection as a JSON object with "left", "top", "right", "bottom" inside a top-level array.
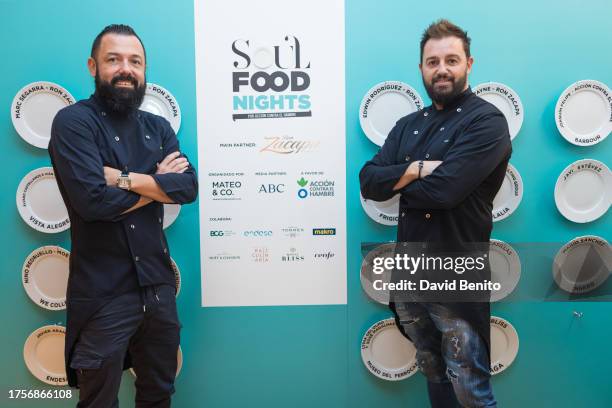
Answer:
[
  {"left": 95, "top": 72, "right": 146, "bottom": 115},
  {"left": 423, "top": 72, "right": 467, "bottom": 107}
]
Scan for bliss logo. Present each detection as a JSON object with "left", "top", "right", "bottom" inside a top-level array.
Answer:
[{"left": 231, "top": 36, "right": 312, "bottom": 120}]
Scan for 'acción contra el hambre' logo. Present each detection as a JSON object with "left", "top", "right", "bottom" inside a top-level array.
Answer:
[{"left": 232, "top": 36, "right": 311, "bottom": 121}]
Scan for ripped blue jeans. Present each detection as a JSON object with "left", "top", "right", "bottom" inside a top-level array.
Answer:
[{"left": 393, "top": 302, "right": 496, "bottom": 408}]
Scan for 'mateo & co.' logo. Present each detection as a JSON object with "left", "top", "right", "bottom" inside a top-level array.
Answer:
[
  {"left": 313, "top": 228, "right": 336, "bottom": 236},
  {"left": 297, "top": 177, "right": 335, "bottom": 199},
  {"left": 211, "top": 181, "right": 242, "bottom": 200},
  {"left": 231, "top": 36, "right": 311, "bottom": 120}
]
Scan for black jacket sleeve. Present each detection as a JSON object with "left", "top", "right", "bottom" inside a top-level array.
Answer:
[
  {"left": 49, "top": 108, "right": 140, "bottom": 222},
  {"left": 359, "top": 119, "right": 410, "bottom": 202},
  {"left": 400, "top": 111, "right": 511, "bottom": 210},
  {"left": 150, "top": 120, "right": 198, "bottom": 204}
]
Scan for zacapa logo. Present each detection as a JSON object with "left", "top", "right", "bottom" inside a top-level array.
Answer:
[
  {"left": 296, "top": 177, "right": 335, "bottom": 199},
  {"left": 281, "top": 247, "right": 304, "bottom": 262},
  {"left": 232, "top": 36, "right": 311, "bottom": 120},
  {"left": 260, "top": 135, "right": 319, "bottom": 154}
]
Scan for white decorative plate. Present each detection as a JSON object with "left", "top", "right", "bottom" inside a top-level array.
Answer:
[
  {"left": 492, "top": 163, "right": 523, "bottom": 222},
  {"left": 23, "top": 325, "right": 67, "bottom": 386},
  {"left": 360, "top": 193, "right": 399, "bottom": 226},
  {"left": 22, "top": 246, "right": 69, "bottom": 310},
  {"left": 490, "top": 316, "right": 519, "bottom": 375},
  {"left": 474, "top": 82, "right": 524, "bottom": 140},
  {"left": 140, "top": 83, "right": 181, "bottom": 134}
]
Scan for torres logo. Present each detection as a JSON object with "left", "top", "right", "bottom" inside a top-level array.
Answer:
[{"left": 231, "top": 36, "right": 312, "bottom": 120}]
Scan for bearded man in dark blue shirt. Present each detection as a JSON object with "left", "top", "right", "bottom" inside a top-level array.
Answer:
[
  {"left": 360, "top": 20, "right": 511, "bottom": 408},
  {"left": 49, "top": 24, "right": 197, "bottom": 408}
]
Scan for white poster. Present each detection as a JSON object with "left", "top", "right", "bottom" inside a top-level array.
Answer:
[{"left": 194, "top": 0, "right": 346, "bottom": 306}]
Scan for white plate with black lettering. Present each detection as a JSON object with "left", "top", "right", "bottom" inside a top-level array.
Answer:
[
  {"left": 554, "top": 159, "right": 611, "bottom": 223},
  {"left": 22, "top": 246, "right": 70, "bottom": 311},
  {"left": 555, "top": 80, "right": 611, "bottom": 146},
  {"left": 490, "top": 316, "right": 519, "bottom": 375},
  {"left": 361, "top": 318, "right": 418, "bottom": 381},
  {"left": 360, "top": 193, "right": 399, "bottom": 226},
  {"left": 474, "top": 82, "right": 524, "bottom": 140},
  {"left": 552, "top": 236, "right": 611, "bottom": 294},
  {"left": 492, "top": 163, "right": 523, "bottom": 222},
  {"left": 11, "top": 81, "right": 75, "bottom": 149},
  {"left": 16, "top": 167, "right": 70, "bottom": 233},
  {"left": 360, "top": 243, "right": 396, "bottom": 305},
  {"left": 23, "top": 325, "right": 67, "bottom": 386},
  {"left": 489, "top": 240, "right": 521, "bottom": 302},
  {"left": 130, "top": 346, "right": 182, "bottom": 378},
  {"left": 171, "top": 257, "right": 181, "bottom": 297},
  {"left": 163, "top": 204, "right": 181, "bottom": 229},
  {"left": 140, "top": 83, "right": 181, "bottom": 134},
  {"left": 359, "top": 81, "right": 424, "bottom": 146}
]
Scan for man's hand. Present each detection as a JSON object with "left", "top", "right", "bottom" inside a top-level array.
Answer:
[
  {"left": 156, "top": 151, "right": 189, "bottom": 175},
  {"left": 103, "top": 166, "right": 121, "bottom": 187},
  {"left": 393, "top": 160, "right": 443, "bottom": 191}
]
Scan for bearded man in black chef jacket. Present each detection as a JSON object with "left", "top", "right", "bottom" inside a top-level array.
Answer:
[
  {"left": 360, "top": 20, "right": 511, "bottom": 408},
  {"left": 49, "top": 24, "right": 197, "bottom": 407}
]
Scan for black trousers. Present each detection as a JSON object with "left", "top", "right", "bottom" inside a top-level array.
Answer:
[{"left": 71, "top": 284, "right": 180, "bottom": 408}]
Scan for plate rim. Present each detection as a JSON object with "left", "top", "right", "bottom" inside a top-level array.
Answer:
[
  {"left": 492, "top": 163, "right": 523, "bottom": 222},
  {"left": 489, "top": 239, "right": 521, "bottom": 302},
  {"left": 489, "top": 315, "right": 519, "bottom": 375},
  {"left": 473, "top": 81, "right": 524, "bottom": 140},
  {"left": 359, "top": 80, "right": 424, "bottom": 146},
  {"left": 360, "top": 192, "right": 400, "bottom": 226},
  {"left": 360, "top": 243, "right": 396, "bottom": 305},
  {"left": 554, "top": 79, "right": 611, "bottom": 146},
  {"left": 143, "top": 82, "right": 182, "bottom": 134},
  {"left": 22, "top": 245, "right": 70, "bottom": 310},
  {"left": 361, "top": 318, "right": 419, "bottom": 381},
  {"left": 23, "top": 324, "right": 68, "bottom": 386}
]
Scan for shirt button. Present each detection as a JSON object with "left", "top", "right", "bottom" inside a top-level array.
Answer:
[
  {"left": 424, "top": 112, "right": 429, "bottom": 117},
  {"left": 158, "top": 217, "right": 163, "bottom": 224},
  {"left": 439, "top": 127, "right": 445, "bottom": 131},
  {"left": 145, "top": 134, "right": 151, "bottom": 140},
  {"left": 413, "top": 130, "right": 419, "bottom": 135},
  {"left": 405, "top": 155, "right": 410, "bottom": 162},
  {"left": 401, "top": 212, "right": 405, "bottom": 217},
  {"left": 457, "top": 107, "right": 462, "bottom": 112},
  {"left": 134, "top": 256, "right": 140, "bottom": 262},
  {"left": 130, "top": 224, "right": 135, "bottom": 229},
  {"left": 425, "top": 213, "right": 431, "bottom": 219},
  {"left": 115, "top": 136, "right": 120, "bottom": 141},
  {"left": 425, "top": 153, "right": 430, "bottom": 159}
]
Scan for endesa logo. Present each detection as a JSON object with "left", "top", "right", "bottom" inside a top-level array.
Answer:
[
  {"left": 313, "top": 228, "right": 336, "bottom": 236},
  {"left": 258, "top": 184, "right": 285, "bottom": 194},
  {"left": 231, "top": 35, "right": 312, "bottom": 121},
  {"left": 243, "top": 230, "right": 273, "bottom": 237}
]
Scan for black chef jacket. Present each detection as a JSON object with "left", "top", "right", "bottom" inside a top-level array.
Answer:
[
  {"left": 48, "top": 93, "right": 198, "bottom": 386},
  {"left": 359, "top": 87, "right": 512, "bottom": 356}
]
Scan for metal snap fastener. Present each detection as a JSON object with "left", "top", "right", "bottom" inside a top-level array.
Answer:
[
  {"left": 425, "top": 153, "right": 430, "bottom": 159},
  {"left": 158, "top": 217, "right": 162, "bottom": 224},
  {"left": 439, "top": 127, "right": 445, "bottom": 131},
  {"left": 424, "top": 112, "right": 429, "bottom": 117},
  {"left": 135, "top": 256, "right": 140, "bottom": 262},
  {"left": 101, "top": 111, "right": 106, "bottom": 116},
  {"left": 405, "top": 156, "right": 410, "bottom": 162},
  {"left": 163, "top": 248, "right": 168, "bottom": 254},
  {"left": 114, "top": 136, "right": 120, "bottom": 141},
  {"left": 457, "top": 107, "right": 462, "bottom": 112},
  {"left": 401, "top": 212, "right": 405, "bottom": 217},
  {"left": 413, "top": 130, "right": 419, "bottom": 135},
  {"left": 130, "top": 224, "right": 135, "bottom": 229},
  {"left": 145, "top": 135, "right": 151, "bottom": 140},
  {"left": 425, "top": 213, "right": 431, "bottom": 219}
]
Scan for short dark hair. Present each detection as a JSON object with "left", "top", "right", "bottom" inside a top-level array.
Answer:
[
  {"left": 420, "top": 19, "right": 471, "bottom": 62},
  {"left": 90, "top": 24, "right": 146, "bottom": 61}
]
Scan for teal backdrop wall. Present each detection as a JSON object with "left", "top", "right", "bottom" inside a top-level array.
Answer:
[{"left": 1, "top": 0, "right": 610, "bottom": 407}]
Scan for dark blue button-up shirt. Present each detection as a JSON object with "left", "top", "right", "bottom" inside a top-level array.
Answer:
[{"left": 48, "top": 94, "right": 197, "bottom": 385}]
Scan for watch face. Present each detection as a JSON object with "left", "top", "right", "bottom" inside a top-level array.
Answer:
[{"left": 118, "top": 176, "right": 131, "bottom": 190}]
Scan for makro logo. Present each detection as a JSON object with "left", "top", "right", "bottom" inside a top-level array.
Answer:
[
  {"left": 314, "top": 251, "right": 335, "bottom": 260},
  {"left": 260, "top": 135, "right": 319, "bottom": 154},
  {"left": 313, "top": 228, "right": 336, "bottom": 236},
  {"left": 281, "top": 248, "right": 304, "bottom": 262},
  {"left": 211, "top": 180, "right": 242, "bottom": 200},
  {"left": 297, "top": 177, "right": 335, "bottom": 199},
  {"left": 243, "top": 230, "right": 273, "bottom": 237},
  {"left": 259, "top": 183, "right": 285, "bottom": 194},
  {"left": 231, "top": 36, "right": 312, "bottom": 120}
]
